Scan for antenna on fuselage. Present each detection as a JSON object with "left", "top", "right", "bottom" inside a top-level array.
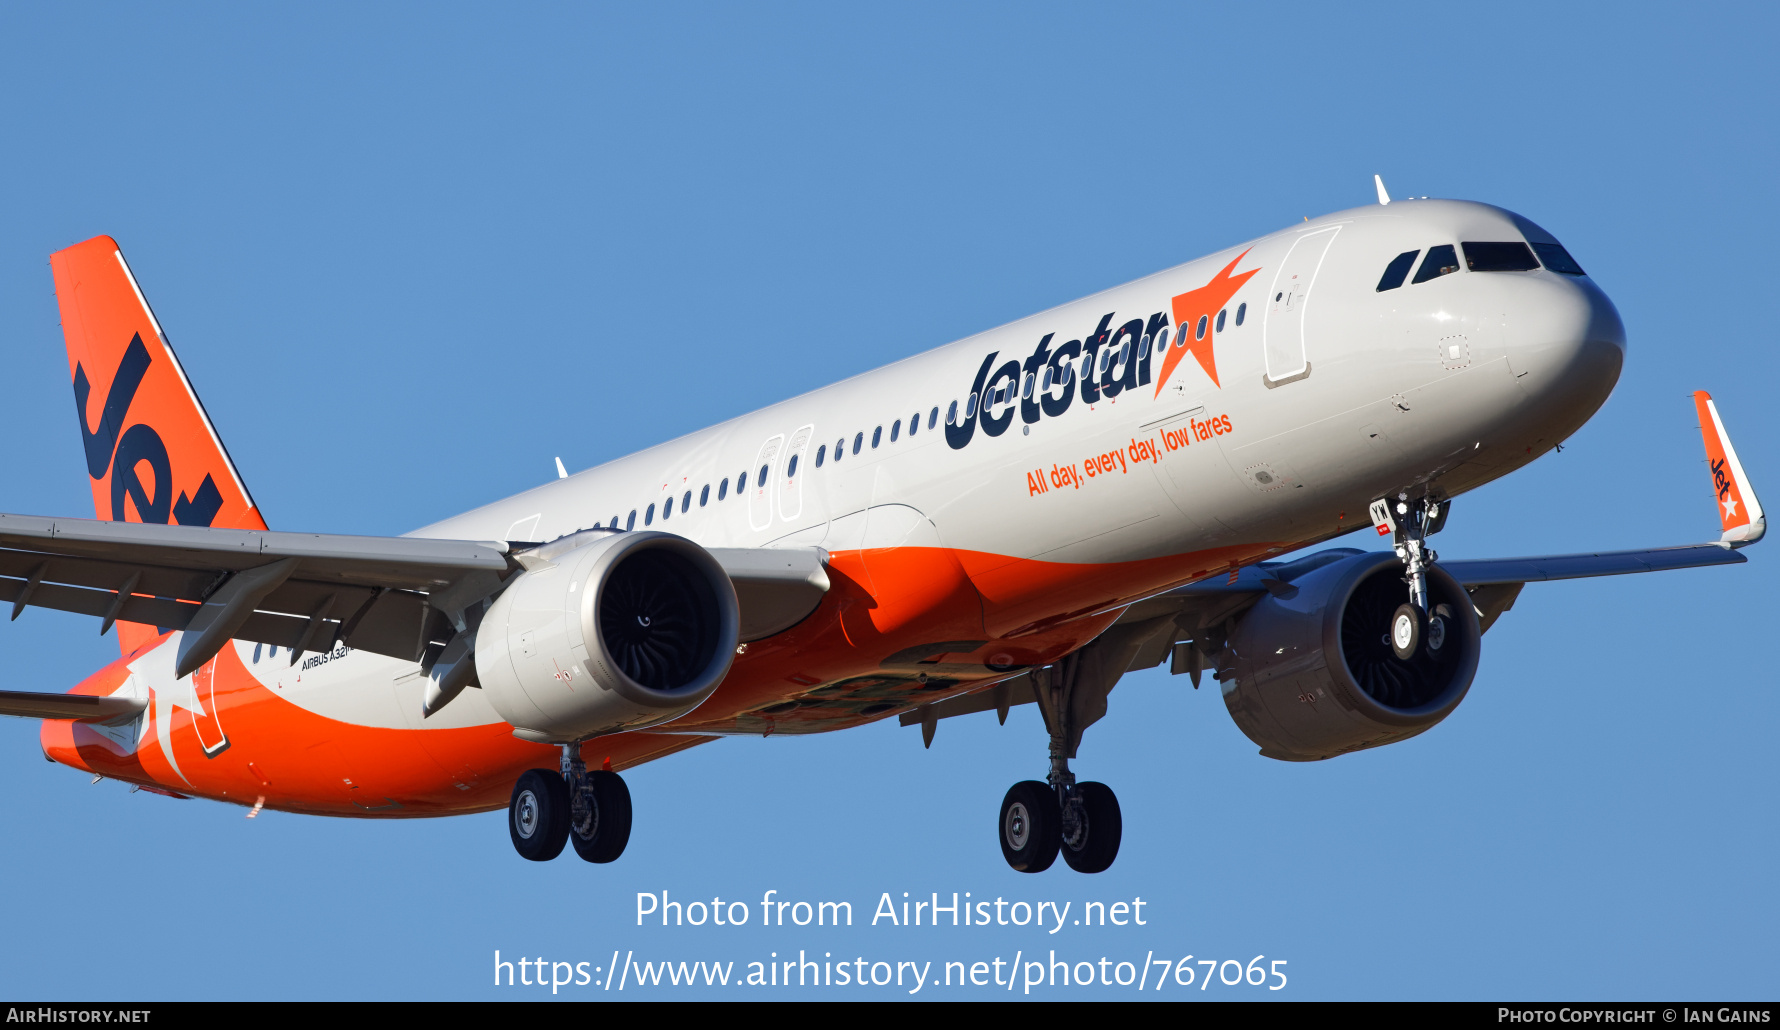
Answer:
[
  {"left": 1374, "top": 175, "right": 1392, "bottom": 206},
  {"left": 554, "top": 456, "right": 568, "bottom": 479}
]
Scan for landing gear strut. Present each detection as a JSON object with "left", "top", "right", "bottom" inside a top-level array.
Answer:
[
  {"left": 1374, "top": 492, "right": 1452, "bottom": 662},
  {"left": 506, "top": 746, "right": 632, "bottom": 864},
  {"left": 997, "top": 655, "right": 1123, "bottom": 874}
]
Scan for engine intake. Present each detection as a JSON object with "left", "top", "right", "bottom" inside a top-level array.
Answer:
[
  {"left": 475, "top": 531, "right": 739, "bottom": 743},
  {"left": 1219, "top": 551, "right": 1480, "bottom": 761}
]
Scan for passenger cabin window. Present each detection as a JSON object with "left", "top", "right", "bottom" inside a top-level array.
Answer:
[
  {"left": 718, "top": 478, "right": 729, "bottom": 500},
  {"left": 890, "top": 420, "right": 900, "bottom": 442},
  {"left": 787, "top": 455, "right": 798, "bottom": 478},
  {"left": 1195, "top": 315, "right": 1207, "bottom": 340},
  {"left": 947, "top": 400, "right": 959, "bottom": 424},
  {"left": 834, "top": 438, "right": 844, "bottom": 460},
  {"left": 644, "top": 503, "right": 655, "bottom": 525},
  {"left": 908, "top": 412, "right": 919, "bottom": 436},
  {"left": 1412, "top": 244, "right": 1461, "bottom": 284},
  {"left": 758, "top": 463, "right": 769, "bottom": 485},
  {"left": 738, "top": 469, "right": 748, "bottom": 490},
  {"left": 928, "top": 406, "right": 938, "bottom": 430},
  {"left": 626, "top": 510, "right": 636, "bottom": 530},
  {"left": 609, "top": 516, "right": 618, "bottom": 529},
  {"left": 682, "top": 489, "right": 691, "bottom": 511},
  {"left": 1463, "top": 241, "right": 1539, "bottom": 272},
  {"left": 1530, "top": 242, "right": 1586, "bottom": 276},
  {"left": 871, "top": 426, "right": 882, "bottom": 448},
  {"left": 1215, "top": 308, "right": 1226, "bottom": 332},
  {"left": 816, "top": 444, "right": 827, "bottom": 468},
  {"left": 1235, "top": 302, "right": 1247, "bottom": 326},
  {"left": 1376, "top": 249, "right": 1420, "bottom": 291},
  {"left": 853, "top": 432, "right": 864, "bottom": 454},
  {"left": 700, "top": 484, "right": 709, "bottom": 506},
  {"left": 663, "top": 496, "right": 673, "bottom": 520}
]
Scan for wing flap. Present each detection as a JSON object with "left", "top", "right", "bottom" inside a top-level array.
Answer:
[
  {"left": 0, "top": 576, "right": 198, "bottom": 629},
  {"left": 0, "top": 548, "right": 218, "bottom": 601}
]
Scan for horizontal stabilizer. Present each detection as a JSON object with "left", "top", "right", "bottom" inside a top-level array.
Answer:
[{"left": 0, "top": 689, "right": 143, "bottom": 723}]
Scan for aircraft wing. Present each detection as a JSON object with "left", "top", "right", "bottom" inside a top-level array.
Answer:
[
  {"left": 1120, "top": 389, "right": 1763, "bottom": 651},
  {"left": 1124, "top": 540, "right": 1749, "bottom": 646},
  {"left": 0, "top": 513, "right": 829, "bottom": 678}
]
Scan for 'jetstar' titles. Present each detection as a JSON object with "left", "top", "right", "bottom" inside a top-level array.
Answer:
[{"left": 945, "top": 254, "right": 1263, "bottom": 451}]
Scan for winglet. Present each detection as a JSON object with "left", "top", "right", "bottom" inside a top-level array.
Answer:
[{"left": 1694, "top": 391, "right": 1764, "bottom": 547}]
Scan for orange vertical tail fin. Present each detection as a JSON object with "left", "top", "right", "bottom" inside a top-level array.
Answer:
[{"left": 50, "top": 236, "right": 267, "bottom": 655}]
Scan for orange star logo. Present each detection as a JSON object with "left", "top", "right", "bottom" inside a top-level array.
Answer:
[{"left": 1155, "top": 248, "right": 1260, "bottom": 392}]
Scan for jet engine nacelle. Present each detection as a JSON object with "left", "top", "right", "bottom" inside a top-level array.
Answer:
[
  {"left": 1218, "top": 551, "right": 1481, "bottom": 762},
  {"left": 475, "top": 531, "right": 739, "bottom": 743}
]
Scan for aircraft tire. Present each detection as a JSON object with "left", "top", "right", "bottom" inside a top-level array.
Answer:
[
  {"left": 510, "top": 768, "right": 571, "bottom": 861},
  {"left": 1060, "top": 781, "right": 1122, "bottom": 874},
  {"left": 570, "top": 770, "right": 633, "bottom": 864},
  {"left": 1390, "top": 603, "right": 1424, "bottom": 662},
  {"left": 999, "top": 781, "right": 1061, "bottom": 873}
]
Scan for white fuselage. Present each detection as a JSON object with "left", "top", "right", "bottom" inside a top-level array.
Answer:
[{"left": 199, "top": 199, "right": 1632, "bottom": 737}]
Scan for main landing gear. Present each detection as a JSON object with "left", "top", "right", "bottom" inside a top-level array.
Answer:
[
  {"left": 508, "top": 745, "right": 632, "bottom": 864},
  {"left": 1374, "top": 491, "right": 1453, "bottom": 663},
  {"left": 998, "top": 655, "right": 1123, "bottom": 874}
]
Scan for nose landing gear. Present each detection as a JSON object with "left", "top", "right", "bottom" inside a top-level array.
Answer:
[
  {"left": 507, "top": 745, "right": 633, "bottom": 864},
  {"left": 1373, "top": 491, "right": 1452, "bottom": 662},
  {"left": 996, "top": 655, "right": 1124, "bottom": 874}
]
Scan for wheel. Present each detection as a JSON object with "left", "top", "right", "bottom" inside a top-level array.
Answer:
[
  {"left": 570, "top": 770, "right": 633, "bottom": 864},
  {"left": 1061, "top": 781, "right": 1122, "bottom": 874},
  {"left": 509, "top": 769, "right": 570, "bottom": 862},
  {"left": 1426, "top": 603, "right": 1453, "bottom": 661},
  {"left": 1390, "top": 603, "right": 1424, "bottom": 661},
  {"left": 999, "top": 781, "right": 1060, "bottom": 873}
]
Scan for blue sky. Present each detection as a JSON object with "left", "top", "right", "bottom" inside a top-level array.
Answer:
[{"left": 0, "top": 3, "right": 1773, "bottom": 1000}]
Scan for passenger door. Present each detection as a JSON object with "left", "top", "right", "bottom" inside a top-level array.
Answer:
[{"left": 1263, "top": 227, "right": 1340, "bottom": 386}]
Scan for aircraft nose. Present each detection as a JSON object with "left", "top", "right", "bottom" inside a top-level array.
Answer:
[{"left": 1501, "top": 272, "right": 1625, "bottom": 417}]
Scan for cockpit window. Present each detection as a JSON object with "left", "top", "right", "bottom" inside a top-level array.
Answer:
[
  {"left": 1376, "top": 250, "right": 1419, "bottom": 292},
  {"left": 1463, "top": 242, "right": 1539, "bottom": 272},
  {"left": 1412, "top": 244, "right": 1461, "bottom": 284},
  {"left": 1529, "top": 242, "right": 1586, "bottom": 276}
]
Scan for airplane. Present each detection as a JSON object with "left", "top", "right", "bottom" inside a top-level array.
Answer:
[{"left": 0, "top": 179, "right": 1762, "bottom": 874}]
